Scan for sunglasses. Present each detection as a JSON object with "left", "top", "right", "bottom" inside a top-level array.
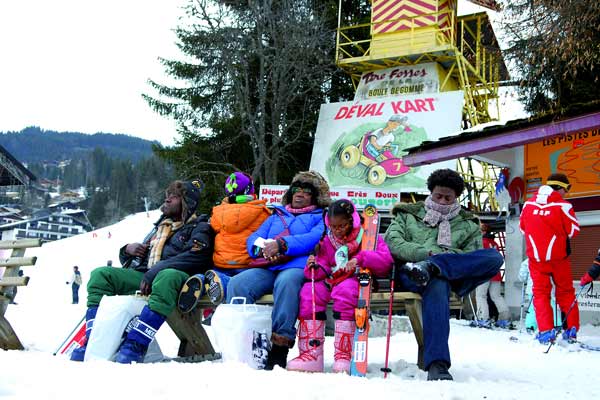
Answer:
[{"left": 291, "top": 187, "right": 313, "bottom": 195}]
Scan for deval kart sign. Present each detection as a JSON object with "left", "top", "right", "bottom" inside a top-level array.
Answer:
[{"left": 309, "top": 91, "right": 463, "bottom": 191}]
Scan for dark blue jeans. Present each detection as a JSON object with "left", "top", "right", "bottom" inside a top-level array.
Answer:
[
  {"left": 397, "top": 248, "right": 503, "bottom": 370},
  {"left": 226, "top": 267, "right": 305, "bottom": 342},
  {"left": 72, "top": 283, "right": 80, "bottom": 304}
]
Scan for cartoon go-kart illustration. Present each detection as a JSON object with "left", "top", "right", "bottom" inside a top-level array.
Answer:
[{"left": 339, "top": 115, "right": 411, "bottom": 185}]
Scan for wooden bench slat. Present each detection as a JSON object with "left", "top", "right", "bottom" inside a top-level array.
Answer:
[
  {"left": 0, "top": 239, "right": 42, "bottom": 250},
  {"left": 0, "top": 256, "right": 37, "bottom": 268},
  {"left": 0, "top": 276, "right": 29, "bottom": 287}
]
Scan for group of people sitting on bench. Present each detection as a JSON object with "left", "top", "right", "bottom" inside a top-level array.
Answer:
[{"left": 69, "top": 167, "right": 509, "bottom": 381}]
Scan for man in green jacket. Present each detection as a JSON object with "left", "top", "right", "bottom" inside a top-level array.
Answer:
[{"left": 384, "top": 169, "right": 503, "bottom": 381}]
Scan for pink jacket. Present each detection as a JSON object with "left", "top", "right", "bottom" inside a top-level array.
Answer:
[
  {"left": 298, "top": 233, "right": 393, "bottom": 321},
  {"left": 304, "top": 234, "right": 393, "bottom": 281}
]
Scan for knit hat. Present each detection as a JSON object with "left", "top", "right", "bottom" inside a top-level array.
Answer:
[
  {"left": 282, "top": 170, "right": 331, "bottom": 209},
  {"left": 166, "top": 178, "right": 204, "bottom": 220},
  {"left": 224, "top": 172, "right": 255, "bottom": 196}
]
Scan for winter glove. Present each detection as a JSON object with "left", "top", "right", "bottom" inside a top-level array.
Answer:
[
  {"left": 304, "top": 255, "right": 331, "bottom": 281},
  {"left": 139, "top": 277, "right": 152, "bottom": 296},
  {"left": 580, "top": 272, "right": 594, "bottom": 287}
]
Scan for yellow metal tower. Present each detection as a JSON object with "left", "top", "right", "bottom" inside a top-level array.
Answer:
[{"left": 336, "top": 0, "right": 508, "bottom": 128}]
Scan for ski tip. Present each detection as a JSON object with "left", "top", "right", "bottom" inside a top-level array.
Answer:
[{"left": 363, "top": 204, "right": 377, "bottom": 216}]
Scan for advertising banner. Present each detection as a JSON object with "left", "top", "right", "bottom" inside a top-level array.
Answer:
[
  {"left": 259, "top": 185, "right": 402, "bottom": 211},
  {"left": 309, "top": 91, "right": 463, "bottom": 191},
  {"left": 577, "top": 282, "right": 600, "bottom": 312},
  {"left": 524, "top": 130, "right": 600, "bottom": 199},
  {"left": 354, "top": 63, "right": 440, "bottom": 101}
]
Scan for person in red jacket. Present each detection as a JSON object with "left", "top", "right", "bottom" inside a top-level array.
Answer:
[{"left": 520, "top": 173, "right": 580, "bottom": 344}]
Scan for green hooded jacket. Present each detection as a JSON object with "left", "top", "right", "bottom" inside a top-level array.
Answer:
[{"left": 384, "top": 201, "right": 482, "bottom": 263}]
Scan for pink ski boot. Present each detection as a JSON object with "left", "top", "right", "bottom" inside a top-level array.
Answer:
[
  {"left": 332, "top": 320, "right": 354, "bottom": 373},
  {"left": 286, "top": 319, "right": 325, "bottom": 372}
]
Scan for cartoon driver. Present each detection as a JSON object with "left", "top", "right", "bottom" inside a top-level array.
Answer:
[{"left": 365, "top": 114, "right": 411, "bottom": 161}]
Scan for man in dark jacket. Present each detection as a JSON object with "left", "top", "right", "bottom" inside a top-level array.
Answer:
[{"left": 70, "top": 179, "right": 214, "bottom": 363}]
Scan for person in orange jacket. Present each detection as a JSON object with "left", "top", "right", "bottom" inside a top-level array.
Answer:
[
  {"left": 178, "top": 172, "right": 271, "bottom": 313},
  {"left": 519, "top": 173, "right": 580, "bottom": 344}
]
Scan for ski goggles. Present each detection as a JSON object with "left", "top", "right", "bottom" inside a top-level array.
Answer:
[{"left": 547, "top": 180, "right": 571, "bottom": 192}]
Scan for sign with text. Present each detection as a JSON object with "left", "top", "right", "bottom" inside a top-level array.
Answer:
[
  {"left": 524, "top": 130, "right": 600, "bottom": 199},
  {"left": 354, "top": 63, "right": 440, "bottom": 101},
  {"left": 577, "top": 282, "right": 600, "bottom": 312},
  {"left": 259, "top": 185, "right": 402, "bottom": 211},
  {"left": 309, "top": 91, "right": 463, "bottom": 191}
]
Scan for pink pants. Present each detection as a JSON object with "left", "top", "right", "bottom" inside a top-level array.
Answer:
[{"left": 298, "top": 277, "right": 358, "bottom": 321}]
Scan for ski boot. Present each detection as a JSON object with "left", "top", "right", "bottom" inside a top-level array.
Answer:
[
  {"left": 495, "top": 319, "right": 512, "bottom": 329},
  {"left": 177, "top": 273, "right": 205, "bottom": 313},
  {"left": 562, "top": 327, "right": 577, "bottom": 343},
  {"left": 115, "top": 306, "right": 166, "bottom": 364},
  {"left": 70, "top": 306, "right": 98, "bottom": 362},
  {"left": 204, "top": 269, "right": 230, "bottom": 305},
  {"left": 536, "top": 329, "right": 557, "bottom": 345}
]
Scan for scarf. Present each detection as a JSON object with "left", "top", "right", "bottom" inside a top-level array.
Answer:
[
  {"left": 326, "top": 225, "right": 363, "bottom": 286},
  {"left": 147, "top": 215, "right": 196, "bottom": 267},
  {"left": 423, "top": 196, "right": 461, "bottom": 248},
  {"left": 285, "top": 204, "right": 317, "bottom": 214},
  {"left": 327, "top": 225, "right": 363, "bottom": 256}
]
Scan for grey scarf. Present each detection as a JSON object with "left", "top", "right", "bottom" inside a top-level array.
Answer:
[{"left": 423, "top": 196, "right": 461, "bottom": 248}]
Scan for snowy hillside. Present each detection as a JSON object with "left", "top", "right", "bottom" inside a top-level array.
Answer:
[{"left": 2, "top": 210, "right": 600, "bottom": 399}]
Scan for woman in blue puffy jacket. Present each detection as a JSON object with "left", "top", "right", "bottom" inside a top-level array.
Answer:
[{"left": 226, "top": 170, "right": 331, "bottom": 370}]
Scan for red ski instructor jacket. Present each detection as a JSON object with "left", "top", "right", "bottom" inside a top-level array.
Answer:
[{"left": 519, "top": 185, "right": 579, "bottom": 263}]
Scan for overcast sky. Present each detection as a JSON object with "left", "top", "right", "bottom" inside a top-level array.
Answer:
[
  {"left": 0, "top": 1, "right": 524, "bottom": 147},
  {"left": 0, "top": 0, "right": 186, "bottom": 146}
]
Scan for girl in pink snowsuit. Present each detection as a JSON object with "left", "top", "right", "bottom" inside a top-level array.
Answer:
[{"left": 287, "top": 199, "right": 393, "bottom": 373}]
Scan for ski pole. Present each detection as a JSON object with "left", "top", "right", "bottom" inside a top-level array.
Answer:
[
  {"left": 381, "top": 265, "right": 396, "bottom": 378},
  {"left": 519, "top": 294, "right": 534, "bottom": 334},
  {"left": 53, "top": 315, "right": 85, "bottom": 356},
  {"left": 545, "top": 285, "right": 588, "bottom": 353},
  {"left": 468, "top": 291, "right": 479, "bottom": 325},
  {"left": 518, "top": 280, "right": 526, "bottom": 333},
  {"left": 308, "top": 262, "right": 321, "bottom": 347}
]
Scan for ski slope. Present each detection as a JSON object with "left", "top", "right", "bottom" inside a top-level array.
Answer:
[{"left": 2, "top": 210, "right": 600, "bottom": 399}]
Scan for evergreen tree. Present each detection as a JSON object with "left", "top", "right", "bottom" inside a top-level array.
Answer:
[
  {"left": 503, "top": 0, "right": 600, "bottom": 113},
  {"left": 144, "top": 0, "right": 337, "bottom": 187}
]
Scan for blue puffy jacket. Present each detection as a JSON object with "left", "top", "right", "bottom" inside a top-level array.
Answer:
[{"left": 247, "top": 206, "right": 324, "bottom": 271}]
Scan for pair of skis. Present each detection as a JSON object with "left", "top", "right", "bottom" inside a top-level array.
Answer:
[{"left": 349, "top": 204, "right": 393, "bottom": 377}]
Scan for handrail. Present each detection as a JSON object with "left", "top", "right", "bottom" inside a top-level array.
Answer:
[{"left": 336, "top": 9, "right": 456, "bottom": 61}]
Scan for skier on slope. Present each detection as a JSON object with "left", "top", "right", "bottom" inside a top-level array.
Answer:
[
  {"left": 286, "top": 199, "right": 393, "bottom": 374},
  {"left": 519, "top": 173, "right": 580, "bottom": 345}
]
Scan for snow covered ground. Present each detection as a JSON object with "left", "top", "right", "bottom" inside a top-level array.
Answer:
[{"left": 3, "top": 210, "right": 600, "bottom": 399}]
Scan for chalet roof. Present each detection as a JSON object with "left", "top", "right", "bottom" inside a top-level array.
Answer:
[
  {"left": 0, "top": 211, "right": 92, "bottom": 231},
  {"left": 403, "top": 101, "right": 600, "bottom": 166}
]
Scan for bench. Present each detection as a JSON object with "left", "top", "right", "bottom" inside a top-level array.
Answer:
[
  {"left": 166, "top": 211, "right": 465, "bottom": 370},
  {"left": 167, "top": 280, "right": 464, "bottom": 370},
  {"left": 0, "top": 239, "right": 42, "bottom": 350}
]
